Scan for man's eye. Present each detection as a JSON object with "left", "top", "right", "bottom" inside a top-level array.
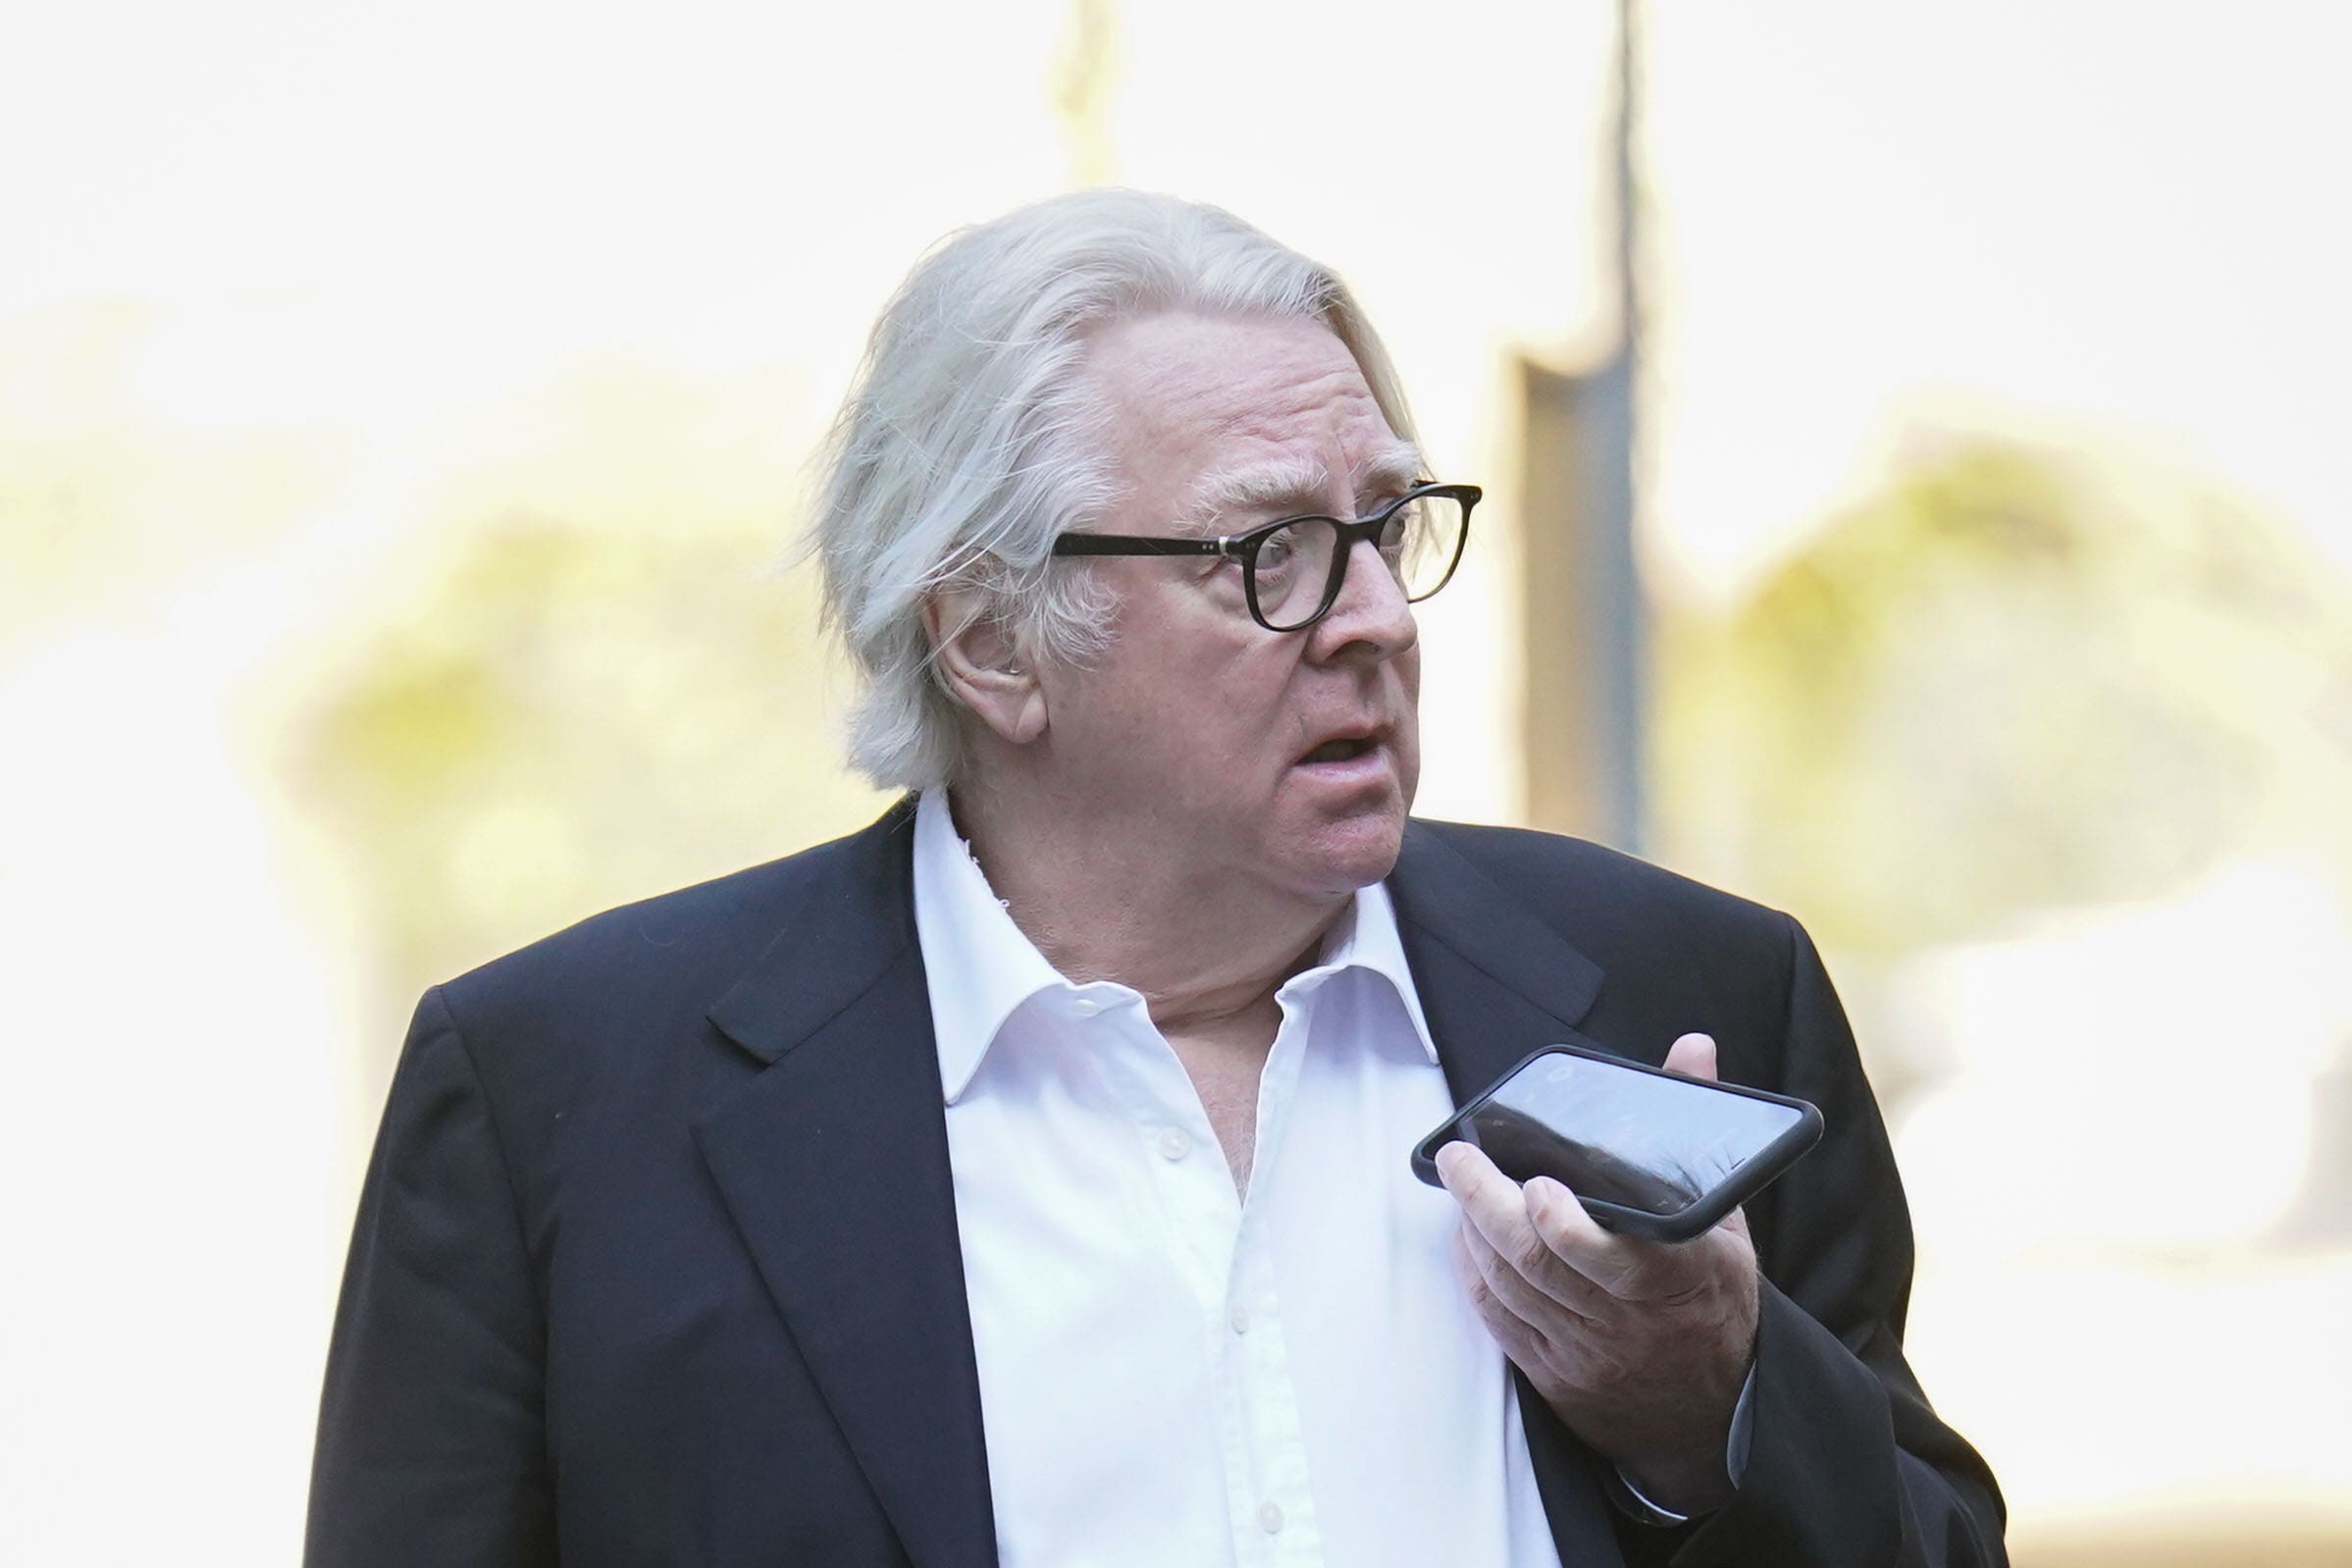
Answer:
[{"left": 1379, "top": 506, "right": 1417, "bottom": 554}]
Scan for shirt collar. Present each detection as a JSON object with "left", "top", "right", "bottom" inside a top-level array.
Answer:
[
  {"left": 1304, "top": 876, "right": 1440, "bottom": 1069},
  {"left": 912, "top": 788, "right": 1440, "bottom": 1104},
  {"left": 913, "top": 788, "right": 1074, "bottom": 1104}
]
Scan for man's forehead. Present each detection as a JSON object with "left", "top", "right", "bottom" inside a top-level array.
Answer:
[
  {"left": 1077, "top": 309, "right": 1420, "bottom": 518},
  {"left": 1084, "top": 310, "right": 1371, "bottom": 432}
]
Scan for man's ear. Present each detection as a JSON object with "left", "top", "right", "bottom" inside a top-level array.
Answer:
[{"left": 922, "top": 588, "right": 1048, "bottom": 746}]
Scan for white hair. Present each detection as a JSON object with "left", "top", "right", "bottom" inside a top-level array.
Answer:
[{"left": 806, "top": 187, "right": 1421, "bottom": 791}]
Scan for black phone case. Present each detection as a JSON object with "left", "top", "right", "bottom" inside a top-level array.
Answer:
[{"left": 1410, "top": 1041, "right": 1825, "bottom": 1242}]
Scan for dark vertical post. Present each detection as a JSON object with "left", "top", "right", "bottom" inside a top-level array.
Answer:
[{"left": 1519, "top": 0, "right": 1646, "bottom": 853}]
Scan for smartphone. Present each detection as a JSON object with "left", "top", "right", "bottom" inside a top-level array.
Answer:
[{"left": 1412, "top": 1042, "right": 1823, "bottom": 1242}]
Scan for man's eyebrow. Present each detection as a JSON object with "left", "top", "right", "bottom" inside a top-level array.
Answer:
[
  {"left": 1184, "top": 442, "right": 1430, "bottom": 529},
  {"left": 1184, "top": 456, "right": 1333, "bottom": 530},
  {"left": 1360, "top": 441, "right": 1429, "bottom": 497}
]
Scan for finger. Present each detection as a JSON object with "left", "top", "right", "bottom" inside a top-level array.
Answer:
[
  {"left": 1438, "top": 1143, "right": 1606, "bottom": 1304},
  {"left": 1520, "top": 1174, "right": 1652, "bottom": 1297},
  {"left": 1443, "top": 1142, "right": 1710, "bottom": 1307},
  {"left": 1663, "top": 1030, "right": 1718, "bottom": 1081},
  {"left": 1519, "top": 1165, "right": 1750, "bottom": 1304},
  {"left": 1443, "top": 1141, "right": 1649, "bottom": 1299},
  {"left": 1459, "top": 1211, "right": 1608, "bottom": 1329},
  {"left": 1452, "top": 1226, "right": 1553, "bottom": 1361},
  {"left": 1657, "top": 1033, "right": 1758, "bottom": 1245},
  {"left": 1434, "top": 1140, "right": 1525, "bottom": 1237},
  {"left": 1453, "top": 1224, "right": 1514, "bottom": 1324}
]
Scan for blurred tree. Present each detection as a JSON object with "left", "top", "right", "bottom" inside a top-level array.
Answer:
[
  {"left": 1657, "top": 441, "right": 2352, "bottom": 963},
  {"left": 292, "top": 515, "right": 885, "bottom": 1019},
  {"left": 288, "top": 357, "right": 887, "bottom": 1055}
]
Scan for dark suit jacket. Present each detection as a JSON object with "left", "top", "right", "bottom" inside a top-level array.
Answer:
[{"left": 307, "top": 803, "right": 2006, "bottom": 1566}]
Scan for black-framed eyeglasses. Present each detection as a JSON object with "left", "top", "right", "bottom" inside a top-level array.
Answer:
[{"left": 1050, "top": 481, "right": 1481, "bottom": 633}]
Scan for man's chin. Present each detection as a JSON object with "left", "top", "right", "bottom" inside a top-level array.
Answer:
[{"left": 1281, "top": 805, "right": 1409, "bottom": 897}]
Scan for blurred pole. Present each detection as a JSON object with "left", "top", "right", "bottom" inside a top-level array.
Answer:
[
  {"left": 1520, "top": 0, "right": 1646, "bottom": 853},
  {"left": 1053, "top": 0, "right": 1121, "bottom": 186}
]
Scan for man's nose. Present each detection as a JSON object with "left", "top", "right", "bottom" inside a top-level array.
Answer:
[{"left": 1306, "top": 539, "right": 1419, "bottom": 662}]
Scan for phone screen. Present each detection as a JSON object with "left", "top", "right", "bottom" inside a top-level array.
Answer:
[{"left": 1450, "top": 1051, "right": 1809, "bottom": 1217}]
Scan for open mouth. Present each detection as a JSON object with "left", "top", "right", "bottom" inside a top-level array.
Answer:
[{"left": 1300, "top": 736, "right": 1376, "bottom": 765}]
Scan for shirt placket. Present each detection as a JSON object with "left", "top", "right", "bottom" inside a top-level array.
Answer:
[
  {"left": 1217, "top": 987, "right": 1325, "bottom": 1566},
  {"left": 1087, "top": 984, "right": 1330, "bottom": 1566}
]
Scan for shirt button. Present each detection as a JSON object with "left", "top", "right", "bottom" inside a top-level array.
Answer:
[
  {"left": 1070, "top": 996, "right": 1100, "bottom": 1017},
  {"left": 1157, "top": 1127, "right": 1191, "bottom": 1161},
  {"left": 1228, "top": 1304, "right": 1251, "bottom": 1334},
  {"left": 1258, "top": 1501, "right": 1284, "bottom": 1535}
]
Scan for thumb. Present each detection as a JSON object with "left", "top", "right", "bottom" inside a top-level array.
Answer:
[
  {"left": 1663, "top": 1031, "right": 1754, "bottom": 1244},
  {"left": 1663, "top": 1030, "right": 1719, "bottom": 1081}
]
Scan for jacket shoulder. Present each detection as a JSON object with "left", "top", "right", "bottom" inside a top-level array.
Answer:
[
  {"left": 1404, "top": 816, "right": 1803, "bottom": 1016},
  {"left": 1411, "top": 817, "right": 1788, "bottom": 938},
  {"left": 431, "top": 804, "right": 912, "bottom": 1051}
]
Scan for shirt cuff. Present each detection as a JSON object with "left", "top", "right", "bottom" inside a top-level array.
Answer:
[{"left": 1609, "top": 1366, "right": 1756, "bottom": 1526}]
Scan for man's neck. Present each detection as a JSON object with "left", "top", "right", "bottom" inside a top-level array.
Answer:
[{"left": 943, "top": 785, "right": 1346, "bottom": 1038}]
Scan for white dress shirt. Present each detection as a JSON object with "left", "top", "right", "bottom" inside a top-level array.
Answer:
[{"left": 913, "top": 790, "right": 1566, "bottom": 1568}]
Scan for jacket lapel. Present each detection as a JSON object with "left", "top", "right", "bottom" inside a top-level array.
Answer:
[
  {"left": 694, "top": 804, "right": 997, "bottom": 1568},
  {"left": 1388, "top": 822, "right": 1611, "bottom": 1100},
  {"left": 1388, "top": 822, "right": 1631, "bottom": 1566}
]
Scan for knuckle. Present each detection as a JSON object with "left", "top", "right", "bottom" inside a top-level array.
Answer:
[
  {"left": 1480, "top": 1251, "right": 1516, "bottom": 1292},
  {"left": 1468, "top": 1242, "right": 1507, "bottom": 1294},
  {"left": 1587, "top": 1348, "right": 1640, "bottom": 1396},
  {"left": 1601, "top": 1256, "right": 1649, "bottom": 1295}
]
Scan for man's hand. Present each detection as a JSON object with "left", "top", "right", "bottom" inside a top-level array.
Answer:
[{"left": 1436, "top": 1032, "right": 1760, "bottom": 1517}]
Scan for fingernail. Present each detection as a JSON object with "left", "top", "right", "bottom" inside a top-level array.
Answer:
[{"left": 1435, "top": 1143, "right": 1466, "bottom": 1180}]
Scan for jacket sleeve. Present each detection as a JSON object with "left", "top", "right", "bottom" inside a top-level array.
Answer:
[
  {"left": 306, "top": 987, "right": 558, "bottom": 1567},
  {"left": 1643, "top": 915, "right": 2008, "bottom": 1567}
]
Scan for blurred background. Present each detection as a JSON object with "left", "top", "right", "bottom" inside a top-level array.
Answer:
[{"left": 3, "top": 0, "right": 2347, "bottom": 1561}]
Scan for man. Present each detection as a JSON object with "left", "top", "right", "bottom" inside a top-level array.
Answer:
[{"left": 309, "top": 190, "right": 2005, "bottom": 1566}]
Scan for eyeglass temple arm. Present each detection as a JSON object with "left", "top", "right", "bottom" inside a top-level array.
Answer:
[{"left": 1050, "top": 536, "right": 1238, "bottom": 558}]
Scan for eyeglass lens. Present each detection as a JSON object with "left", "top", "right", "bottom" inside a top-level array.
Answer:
[{"left": 1251, "top": 492, "right": 1467, "bottom": 630}]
